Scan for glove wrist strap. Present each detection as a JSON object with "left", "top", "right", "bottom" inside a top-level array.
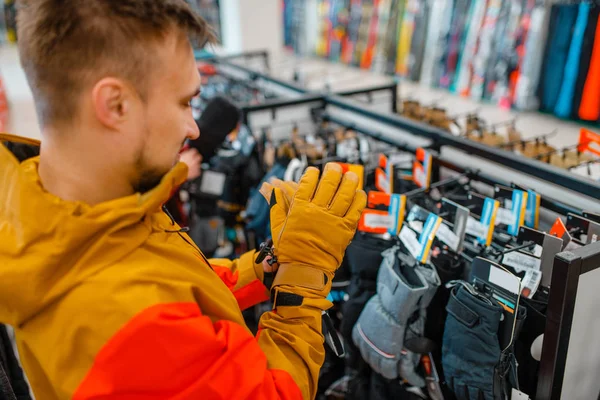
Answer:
[{"left": 272, "top": 263, "right": 330, "bottom": 292}]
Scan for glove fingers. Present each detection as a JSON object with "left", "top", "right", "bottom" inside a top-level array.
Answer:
[
  {"left": 329, "top": 172, "right": 360, "bottom": 216},
  {"left": 313, "top": 163, "right": 343, "bottom": 207},
  {"left": 345, "top": 189, "right": 367, "bottom": 220},
  {"left": 295, "top": 167, "right": 320, "bottom": 201}
]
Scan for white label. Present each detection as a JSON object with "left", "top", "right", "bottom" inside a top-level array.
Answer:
[
  {"left": 200, "top": 171, "right": 227, "bottom": 196},
  {"left": 400, "top": 226, "right": 422, "bottom": 260},
  {"left": 502, "top": 251, "right": 542, "bottom": 273},
  {"left": 511, "top": 388, "right": 530, "bottom": 400},
  {"left": 466, "top": 216, "right": 488, "bottom": 238},
  {"left": 505, "top": 199, "right": 513, "bottom": 209},
  {"left": 436, "top": 223, "right": 460, "bottom": 251},
  {"left": 377, "top": 172, "right": 390, "bottom": 194},
  {"left": 409, "top": 220, "right": 424, "bottom": 234},
  {"left": 496, "top": 207, "right": 516, "bottom": 226},
  {"left": 489, "top": 265, "right": 520, "bottom": 295},
  {"left": 414, "top": 167, "right": 427, "bottom": 188},
  {"left": 364, "top": 213, "right": 393, "bottom": 229},
  {"left": 521, "top": 269, "right": 542, "bottom": 299}
]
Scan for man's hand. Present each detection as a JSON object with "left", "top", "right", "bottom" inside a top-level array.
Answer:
[
  {"left": 179, "top": 148, "right": 202, "bottom": 181},
  {"left": 264, "top": 163, "right": 366, "bottom": 297}
]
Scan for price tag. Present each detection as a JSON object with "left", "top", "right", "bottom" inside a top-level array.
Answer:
[
  {"left": 511, "top": 388, "right": 530, "bottom": 400},
  {"left": 502, "top": 251, "right": 541, "bottom": 273},
  {"left": 363, "top": 213, "right": 393, "bottom": 229},
  {"left": 376, "top": 168, "right": 391, "bottom": 194},
  {"left": 436, "top": 222, "right": 460, "bottom": 252},
  {"left": 400, "top": 226, "right": 422, "bottom": 260},
  {"left": 496, "top": 207, "right": 516, "bottom": 226},
  {"left": 521, "top": 269, "right": 542, "bottom": 299},
  {"left": 466, "top": 216, "right": 488, "bottom": 238},
  {"left": 409, "top": 220, "right": 424, "bottom": 234}
]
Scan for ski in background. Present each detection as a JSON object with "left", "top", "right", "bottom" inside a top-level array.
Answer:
[
  {"left": 455, "top": 0, "right": 489, "bottom": 96},
  {"left": 360, "top": 0, "right": 381, "bottom": 69},
  {"left": 396, "top": 0, "right": 419, "bottom": 77},
  {"left": 371, "top": 0, "right": 393, "bottom": 74},
  {"left": 492, "top": 0, "right": 526, "bottom": 107},
  {"left": 316, "top": 0, "right": 332, "bottom": 57},
  {"left": 408, "top": 0, "right": 430, "bottom": 82},
  {"left": 329, "top": 0, "right": 349, "bottom": 61},
  {"left": 355, "top": 0, "right": 375, "bottom": 67},
  {"left": 383, "top": 0, "right": 401, "bottom": 75},
  {"left": 507, "top": 0, "right": 537, "bottom": 107},
  {"left": 440, "top": 0, "right": 472, "bottom": 89},
  {"left": 470, "top": 0, "right": 503, "bottom": 101},
  {"left": 343, "top": 0, "right": 363, "bottom": 65},
  {"left": 430, "top": 0, "right": 455, "bottom": 87},
  {"left": 419, "top": 0, "right": 449, "bottom": 87},
  {"left": 482, "top": 0, "right": 511, "bottom": 100},
  {"left": 514, "top": 4, "right": 552, "bottom": 110}
]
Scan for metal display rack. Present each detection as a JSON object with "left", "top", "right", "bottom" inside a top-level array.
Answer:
[{"left": 197, "top": 51, "right": 600, "bottom": 400}]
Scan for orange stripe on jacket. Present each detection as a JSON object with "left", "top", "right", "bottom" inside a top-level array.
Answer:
[
  {"left": 73, "top": 302, "right": 302, "bottom": 400},
  {"left": 579, "top": 14, "right": 600, "bottom": 121}
]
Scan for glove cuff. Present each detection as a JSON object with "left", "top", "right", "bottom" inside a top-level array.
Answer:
[{"left": 272, "top": 263, "right": 332, "bottom": 296}]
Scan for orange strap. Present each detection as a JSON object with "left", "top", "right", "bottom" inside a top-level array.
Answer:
[{"left": 578, "top": 14, "right": 600, "bottom": 121}]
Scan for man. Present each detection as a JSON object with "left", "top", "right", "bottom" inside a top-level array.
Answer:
[{"left": 0, "top": 1, "right": 366, "bottom": 400}]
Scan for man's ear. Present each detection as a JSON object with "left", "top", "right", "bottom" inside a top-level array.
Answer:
[{"left": 92, "top": 78, "right": 132, "bottom": 129}]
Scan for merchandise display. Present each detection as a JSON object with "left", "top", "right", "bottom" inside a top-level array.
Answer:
[
  {"left": 286, "top": 0, "right": 600, "bottom": 124},
  {"left": 161, "top": 54, "right": 600, "bottom": 400}
]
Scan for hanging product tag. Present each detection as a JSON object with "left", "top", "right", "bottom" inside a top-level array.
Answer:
[
  {"left": 520, "top": 269, "right": 542, "bottom": 299},
  {"left": 401, "top": 207, "right": 443, "bottom": 263},
  {"left": 375, "top": 168, "right": 391, "bottom": 194},
  {"left": 578, "top": 128, "right": 600, "bottom": 157},
  {"left": 413, "top": 147, "right": 433, "bottom": 189},
  {"left": 336, "top": 163, "right": 365, "bottom": 190},
  {"left": 494, "top": 187, "right": 528, "bottom": 236},
  {"left": 436, "top": 223, "right": 460, "bottom": 252},
  {"left": 399, "top": 225, "right": 422, "bottom": 260},
  {"left": 466, "top": 194, "right": 499, "bottom": 246},
  {"left": 525, "top": 190, "right": 541, "bottom": 229},
  {"left": 437, "top": 198, "right": 470, "bottom": 253},
  {"left": 502, "top": 251, "right": 541, "bottom": 273},
  {"left": 467, "top": 216, "right": 488, "bottom": 238},
  {"left": 511, "top": 388, "right": 531, "bottom": 400},
  {"left": 359, "top": 192, "right": 406, "bottom": 235}
]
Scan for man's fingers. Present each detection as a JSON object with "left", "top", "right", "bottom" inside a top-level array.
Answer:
[
  {"left": 313, "top": 163, "right": 343, "bottom": 207},
  {"left": 329, "top": 172, "right": 360, "bottom": 216},
  {"left": 345, "top": 190, "right": 367, "bottom": 222},
  {"left": 295, "top": 167, "right": 320, "bottom": 201}
]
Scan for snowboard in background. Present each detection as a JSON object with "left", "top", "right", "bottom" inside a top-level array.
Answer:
[
  {"left": 396, "top": 0, "right": 419, "bottom": 77},
  {"left": 316, "top": 0, "right": 332, "bottom": 57},
  {"left": 360, "top": 0, "right": 381, "bottom": 69},
  {"left": 492, "top": 0, "right": 526, "bottom": 105},
  {"left": 407, "top": 0, "right": 430, "bottom": 82},
  {"left": 470, "top": 0, "right": 503, "bottom": 101},
  {"left": 507, "top": 0, "right": 537, "bottom": 107},
  {"left": 343, "top": 0, "right": 363, "bottom": 64},
  {"left": 440, "top": 0, "right": 471, "bottom": 89},
  {"left": 329, "top": 0, "right": 351, "bottom": 61},
  {"left": 371, "top": 0, "right": 394, "bottom": 74},
  {"left": 355, "top": 0, "right": 375, "bottom": 67}
]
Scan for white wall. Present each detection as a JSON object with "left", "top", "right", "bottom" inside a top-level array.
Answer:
[{"left": 219, "top": 0, "right": 283, "bottom": 55}]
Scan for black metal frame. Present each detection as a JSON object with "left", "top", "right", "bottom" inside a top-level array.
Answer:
[{"left": 537, "top": 241, "right": 600, "bottom": 400}]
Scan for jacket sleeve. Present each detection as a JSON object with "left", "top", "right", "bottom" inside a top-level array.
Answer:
[
  {"left": 73, "top": 300, "right": 327, "bottom": 400},
  {"left": 209, "top": 250, "right": 270, "bottom": 310}
]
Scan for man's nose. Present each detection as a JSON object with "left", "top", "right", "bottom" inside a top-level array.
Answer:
[{"left": 187, "top": 120, "right": 200, "bottom": 141}]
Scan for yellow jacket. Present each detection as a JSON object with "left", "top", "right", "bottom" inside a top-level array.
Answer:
[{"left": 0, "top": 138, "right": 327, "bottom": 400}]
